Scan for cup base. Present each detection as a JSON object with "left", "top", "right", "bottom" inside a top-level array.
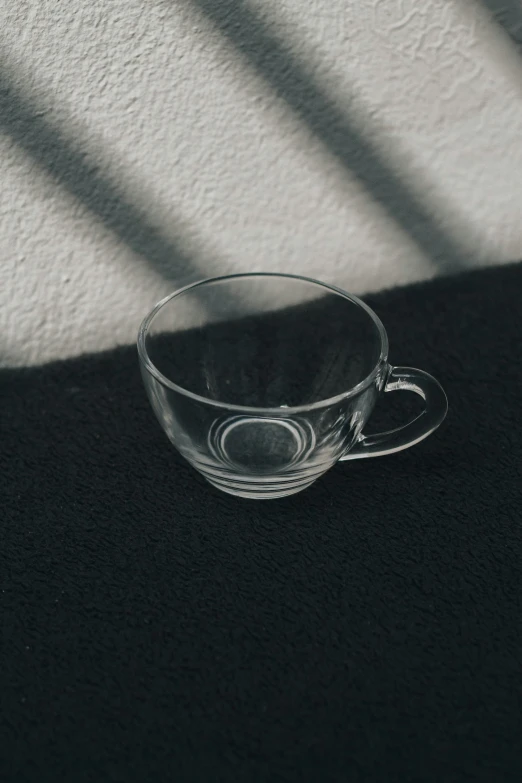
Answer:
[{"left": 204, "top": 476, "right": 316, "bottom": 500}]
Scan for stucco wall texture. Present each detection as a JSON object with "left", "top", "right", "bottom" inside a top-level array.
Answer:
[{"left": 1, "top": 0, "right": 522, "bottom": 366}]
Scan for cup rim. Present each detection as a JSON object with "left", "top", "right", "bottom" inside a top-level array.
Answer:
[{"left": 137, "top": 272, "right": 389, "bottom": 414}]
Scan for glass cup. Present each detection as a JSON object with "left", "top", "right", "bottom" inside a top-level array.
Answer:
[{"left": 138, "top": 273, "right": 447, "bottom": 499}]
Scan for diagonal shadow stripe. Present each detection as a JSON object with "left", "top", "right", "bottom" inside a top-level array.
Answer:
[
  {"left": 0, "top": 70, "right": 213, "bottom": 288},
  {"left": 476, "top": 0, "right": 522, "bottom": 46},
  {"left": 185, "top": 0, "right": 474, "bottom": 273}
]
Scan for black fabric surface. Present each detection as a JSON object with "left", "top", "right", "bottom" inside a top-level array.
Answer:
[{"left": 1, "top": 263, "right": 521, "bottom": 782}]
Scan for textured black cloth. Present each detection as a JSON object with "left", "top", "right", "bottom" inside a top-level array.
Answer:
[{"left": 1, "top": 264, "right": 521, "bottom": 782}]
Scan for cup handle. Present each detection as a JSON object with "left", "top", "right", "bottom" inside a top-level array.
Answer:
[{"left": 340, "top": 366, "right": 448, "bottom": 461}]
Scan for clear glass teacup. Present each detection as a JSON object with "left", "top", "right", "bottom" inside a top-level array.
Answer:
[{"left": 138, "top": 273, "right": 447, "bottom": 499}]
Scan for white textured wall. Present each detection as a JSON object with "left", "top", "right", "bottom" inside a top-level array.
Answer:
[{"left": 1, "top": 0, "right": 522, "bottom": 366}]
